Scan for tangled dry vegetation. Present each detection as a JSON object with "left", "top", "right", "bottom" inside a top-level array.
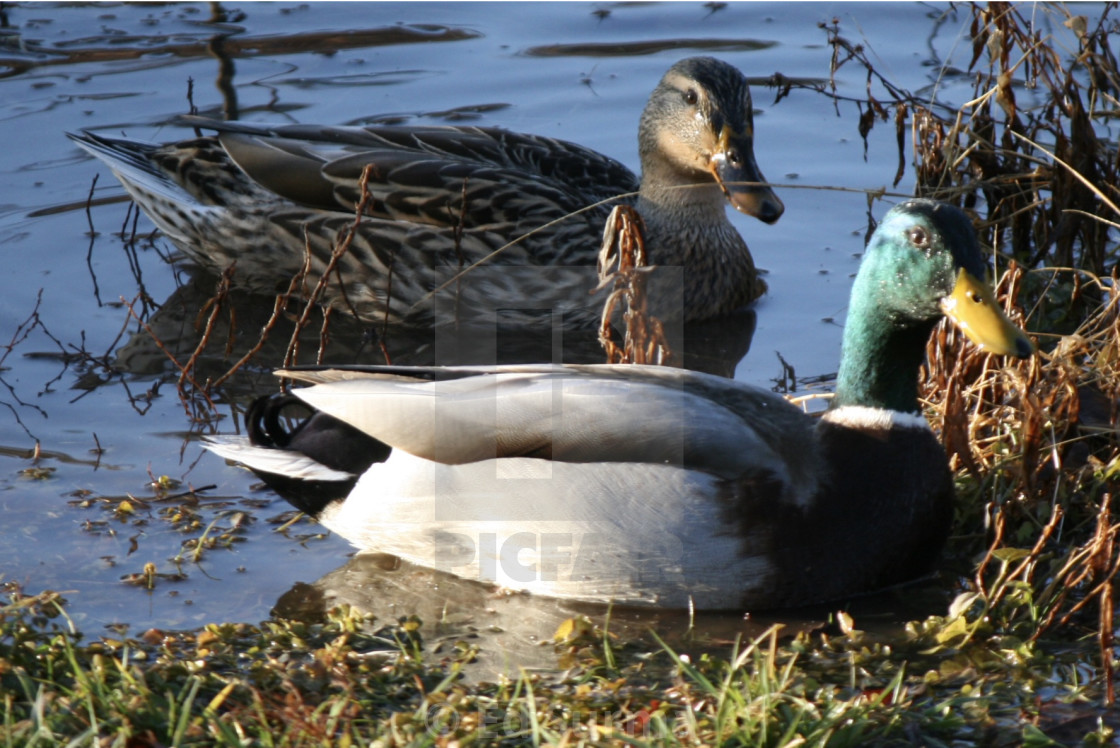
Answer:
[
  {"left": 802, "top": 1, "right": 1120, "bottom": 703},
  {"left": 596, "top": 205, "right": 673, "bottom": 365},
  {"left": 592, "top": 1, "right": 1120, "bottom": 708}
]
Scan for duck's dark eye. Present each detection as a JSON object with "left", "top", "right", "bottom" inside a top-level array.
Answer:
[
  {"left": 683, "top": 88, "right": 699, "bottom": 106},
  {"left": 907, "top": 227, "right": 929, "bottom": 248}
]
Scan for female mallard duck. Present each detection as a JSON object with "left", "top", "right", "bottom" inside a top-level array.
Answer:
[
  {"left": 206, "top": 200, "right": 1033, "bottom": 610},
  {"left": 67, "top": 57, "right": 782, "bottom": 328}
]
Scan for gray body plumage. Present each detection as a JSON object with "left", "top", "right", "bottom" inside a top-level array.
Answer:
[{"left": 206, "top": 364, "right": 951, "bottom": 609}]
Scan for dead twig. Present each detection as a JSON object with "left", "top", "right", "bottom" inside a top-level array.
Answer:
[{"left": 595, "top": 205, "right": 671, "bottom": 365}]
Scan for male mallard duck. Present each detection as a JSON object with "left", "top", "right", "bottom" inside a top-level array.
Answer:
[
  {"left": 67, "top": 57, "right": 783, "bottom": 328},
  {"left": 205, "top": 199, "right": 1033, "bottom": 610}
]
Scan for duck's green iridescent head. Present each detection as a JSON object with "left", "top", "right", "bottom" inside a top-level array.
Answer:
[{"left": 833, "top": 199, "right": 1033, "bottom": 413}]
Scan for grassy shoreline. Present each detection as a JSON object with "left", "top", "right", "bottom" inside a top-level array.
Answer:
[{"left": 2, "top": 547, "right": 1116, "bottom": 747}]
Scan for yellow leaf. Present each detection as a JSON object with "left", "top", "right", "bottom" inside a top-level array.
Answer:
[{"left": 935, "top": 615, "right": 970, "bottom": 645}]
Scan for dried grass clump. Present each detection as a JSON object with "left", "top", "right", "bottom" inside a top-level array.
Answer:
[
  {"left": 595, "top": 205, "right": 672, "bottom": 365},
  {"left": 923, "top": 263, "right": 1119, "bottom": 530},
  {"left": 815, "top": 3, "right": 1120, "bottom": 279},
  {"left": 793, "top": 1, "right": 1120, "bottom": 697},
  {"left": 920, "top": 262, "right": 1120, "bottom": 700}
]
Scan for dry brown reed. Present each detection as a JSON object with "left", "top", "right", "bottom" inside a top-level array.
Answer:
[
  {"left": 124, "top": 164, "right": 386, "bottom": 413},
  {"left": 918, "top": 264, "right": 1119, "bottom": 699},
  {"left": 767, "top": 1, "right": 1120, "bottom": 700},
  {"left": 595, "top": 204, "right": 671, "bottom": 365},
  {"left": 821, "top": 3, "right": 1119, "bottom": 280}
]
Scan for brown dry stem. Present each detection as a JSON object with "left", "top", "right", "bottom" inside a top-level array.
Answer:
[{"left": 595, "top": 205, "right": 671, "bottom": 365}]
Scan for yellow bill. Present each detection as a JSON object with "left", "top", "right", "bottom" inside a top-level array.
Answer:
[{"left": 939, "top": 269, "right": 1034, "bottom": 358}]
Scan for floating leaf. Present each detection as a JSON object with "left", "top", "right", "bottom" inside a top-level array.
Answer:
[
  {"left": 553, "top": 615, "right": 594, "bottom": 644},
  {"left": 935, "top": 615, "right": 971, "bottom": 645},
  {"left": 19, "top": 466, "right": 55, "bottom": 480}
]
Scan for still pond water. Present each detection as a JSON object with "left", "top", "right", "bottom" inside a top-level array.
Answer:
[{"left": 0, "top": 2, "right": 1073, "bottom": 671}]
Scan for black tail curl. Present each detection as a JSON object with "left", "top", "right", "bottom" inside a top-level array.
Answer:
[
  {"left": 242, "top": 394, "right": 391, "bottom": 515},
  {"left": 247, "top": 394, "right": 391, "bottom": 475}
]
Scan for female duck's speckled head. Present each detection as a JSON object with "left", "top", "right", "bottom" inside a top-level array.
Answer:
[{"left": 638, "top": 56, "right": 783, "bottom": 224}]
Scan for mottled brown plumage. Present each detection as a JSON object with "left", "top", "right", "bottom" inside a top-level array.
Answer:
[{"left": 68, "top": 57, "right": 782, "bottom": 328}]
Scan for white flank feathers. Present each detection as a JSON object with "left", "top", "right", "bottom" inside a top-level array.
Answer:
[{"left": 319, "top": 450, "right": 774, "bottom": 609}]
